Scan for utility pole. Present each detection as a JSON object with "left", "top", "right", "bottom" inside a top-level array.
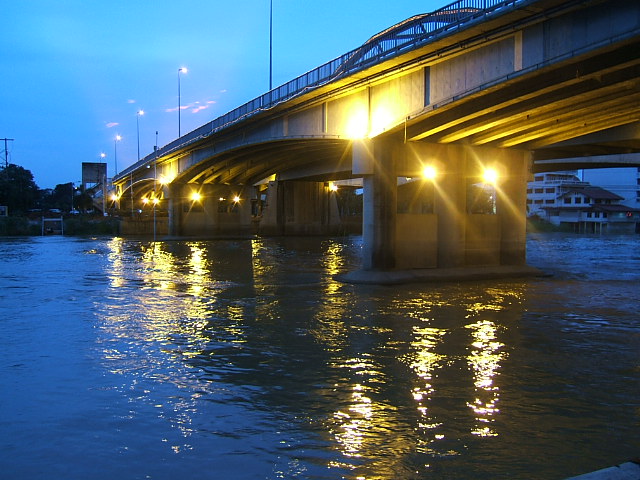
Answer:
[
  {"left": 269, "top": 0, "right": 273, "bottom": 91},
  {"left": 1, "top": 138, "right": 14, "bottom": 167}
]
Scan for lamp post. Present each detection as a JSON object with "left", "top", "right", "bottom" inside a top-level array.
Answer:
[
  {"left": 130, "top": 170, "right": 134, "bottom": 218},
  {"left": 100, "top": 153, "right": 107, "bottom": 216},
  {"left": 136, "top": 110, "right": 144, "bottom": 161},
  {"left": 178, "top": 67, "right": 187, "bottom": 137},
  {"left": 154, "top": 131, "right": 158, "bottom": 242},
  {"left": 114, "top": 134, "right": 121, "bottom": 175},
  {"left": 270, "top": 0, "right": 273, "bottom": 90}
]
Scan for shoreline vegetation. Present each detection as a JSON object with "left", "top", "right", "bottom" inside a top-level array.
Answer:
[
  {"left": 1, "top": 215, "right": 581, "bottom": 237},
  {"left": 0, "top": 215, "right": 120, "bottom": 236}
]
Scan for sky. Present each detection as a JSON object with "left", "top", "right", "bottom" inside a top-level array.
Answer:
[{"left": 1, "top": 0, "right": 444, "bottom": 189}]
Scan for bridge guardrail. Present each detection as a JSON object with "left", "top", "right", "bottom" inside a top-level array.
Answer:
[{"left": 115, "top": 0, "right": 524, "bottom": 182}]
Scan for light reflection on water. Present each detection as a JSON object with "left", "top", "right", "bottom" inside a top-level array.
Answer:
[{"left": 0, "top": 234, "right": 639, "bottom": 479}]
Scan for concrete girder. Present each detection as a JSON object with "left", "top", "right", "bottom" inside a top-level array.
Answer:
[
  {"left": 166, "top": 138, "right": 353, "bottom": 187},
  {"left": 533, "top": 122, "right": 640, "bottom": 161},
  {"left": 521, "top": 108, "right": 640, "bottom": 149},
  {"left": 466, "top": 82, "right": 640, "bottom": 145},
  {"left": 403, "top": 41, "right": 640, "bottom": 148}
]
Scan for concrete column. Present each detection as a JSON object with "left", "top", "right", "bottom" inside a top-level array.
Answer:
[
  {"left": 213, "top": 184, "right": 253, "bottom": 235},
  {"left": 497, "top": 149, "right": 530, "bottom": 265},
  {"left": 258, "top": 181, "right": 284, "bottom": 235},
  {"left": 435, "top": 146, "right": 466, "bottom": 268},
  {"left": 259, "top": 180, "right": 341, "bottom": 235},
  {"left": 357, "top": 138, "right": 398, "bottom": 270},
  {"left": 167, "top": 182, "right": 184, "bottom": 236}
]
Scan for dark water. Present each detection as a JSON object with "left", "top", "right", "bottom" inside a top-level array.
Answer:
[{"left": 0, "top": 233, "right": 638, "bottom": 479}]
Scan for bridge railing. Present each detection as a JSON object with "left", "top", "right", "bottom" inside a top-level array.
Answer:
[{"left": 116, "top": 0, "right": 524, "bottom": 182}]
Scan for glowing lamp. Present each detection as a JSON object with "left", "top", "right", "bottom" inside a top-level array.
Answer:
[
  {"left": 483, "top": 168, "right": 499, "bottom": 184},
  {"left": 370, "top": 105, "right": 391, "bottom": 137},
  {"left": 346, "top": 107, "right": 368, "bottom": 140},
  {"left": 422, "top": 165, "right": 437, "bottom": 180},
  {"left": 191, "top": 192, "right": 202, "bottom": 202}
]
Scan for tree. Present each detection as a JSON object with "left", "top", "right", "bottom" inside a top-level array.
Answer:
[
  {"left": 74, "top": 185, "right": 94, "bottom": 213},
  {"left": 0, "top": 164, "right": 40, "bottom": 215},
  {"left": 48, "top": 183, "right": 74, "bottom": 211}
]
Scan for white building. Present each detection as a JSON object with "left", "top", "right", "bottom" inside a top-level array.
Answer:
[
  {"left": 527, "top": 170, "right": 640, "bottom": 233},
  {"left": 527, "top": 171, "right": 585, "bottom": 217}
]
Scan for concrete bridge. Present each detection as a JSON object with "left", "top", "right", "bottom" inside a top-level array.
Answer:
[{"left": 112, "top": 0, "right": 640, "bottom": 276}]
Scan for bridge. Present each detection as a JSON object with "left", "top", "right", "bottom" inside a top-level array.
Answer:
[{"left": 112, "top": 0, "right": 640, "bottom": 277}]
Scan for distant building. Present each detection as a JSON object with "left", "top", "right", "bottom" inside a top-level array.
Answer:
[
  {"left": 582, "top": 167, "right": 640, "bottom": 207},
  {"left": 527, "top": 171, "right": 640, "bottom": 233},
  {"left": 527, "top": 171, "right": 586, "bottom": 217}
]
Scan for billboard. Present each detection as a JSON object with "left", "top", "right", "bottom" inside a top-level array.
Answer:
[{"left": 82, "top": 162, "right": 107, "bottom": 187}]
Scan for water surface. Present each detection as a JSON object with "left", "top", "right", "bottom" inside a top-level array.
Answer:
[{"left": 1, "top": 233, "right": 638, "bottom": 479}]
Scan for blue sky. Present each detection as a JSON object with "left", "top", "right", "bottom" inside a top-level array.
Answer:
[{"left": 1, "top": 0, "right": 442, "bottom": 188}]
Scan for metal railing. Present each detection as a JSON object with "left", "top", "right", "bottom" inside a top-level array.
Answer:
[{"left": 116, "top": 0, "right": 525, "bottom": 181}]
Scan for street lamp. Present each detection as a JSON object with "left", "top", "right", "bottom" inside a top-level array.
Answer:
[
  {"left": 114, "top": 134, "right": 121, "bottom": 175},
  {"left": 153, "top": 131, "right": 159, "bottom": 241},
  {"left": 136, "top": 110, "right": 144, "bottom": 161},
  {"left": 178, "top": 67, "right": 187, "bottom": 137},
  {"left": 270, "top": 0, "right": 273, "bottom": 90},
  {"left": 100, "top": 153, "right": 107, "bottom": 216}
]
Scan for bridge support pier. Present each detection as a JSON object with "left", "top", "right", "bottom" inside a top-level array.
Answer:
[
  {"left": 351, "top": 138, "right": 532, "bottom": 278},
  {"left": 167, "top": 182, "right": 184, "bottom": 236},
  {"left": 358, "top": 138, "right": 397, "bottom": 270},
  {"left": 259, "top": 180, "right": 341, "bottom": 235},
  {"left": 167, "top": 183, "right": 253, "bottom": 237}
]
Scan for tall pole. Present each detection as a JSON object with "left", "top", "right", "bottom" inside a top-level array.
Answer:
[
  {"left": 154, "top": 131, "right": 158, "bottom": 242},
  {"left": 269, "top": 0, "right": 273, "bottom": 90},
  {"left": 178, "top": 67, "right": 187, "bottom": 137},
  {"left": 1, "top": 138, "right": 14, "bottom": 168},
  {"left": 136, "top": 110, "right": 144, "bottom": 161},
  {"left": 114, "top": 135, "right": 121, "bottom": 175},
  {"left": 100, "top": 153, "right": 107, "bottom": 216}
]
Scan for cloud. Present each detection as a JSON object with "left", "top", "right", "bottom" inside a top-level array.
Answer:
[
  {"left": 165, "top": 105, "right": 191, "bottom": 113},
  {"left": 106, "top": 122, "right": 119, "bottom": 128},
  {"left": 127, "top": 99, "right": 136, "bottom": 104},
  {"left": 165, "top": 100, "right": 214, "bottom": 114}
]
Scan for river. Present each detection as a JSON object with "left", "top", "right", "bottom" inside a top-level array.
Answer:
[{"left": 0, "top": 233, "right": 638, "bottom": 479}]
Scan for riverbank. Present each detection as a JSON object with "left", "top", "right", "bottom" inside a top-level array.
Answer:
[
  {"left": 0, "top": 215, "right": 578, "bottom": 237},
  {"left": 0, "top": 215, "right": 120, "bottom": 236}
]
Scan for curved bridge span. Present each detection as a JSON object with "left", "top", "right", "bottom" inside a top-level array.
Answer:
[{"left": 113, "top": 0, "right": 640, "bottom": 277}]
